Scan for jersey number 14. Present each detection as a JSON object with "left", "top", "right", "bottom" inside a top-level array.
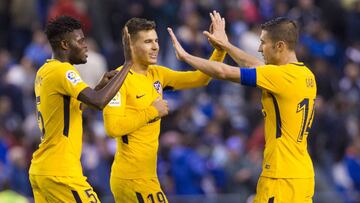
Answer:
[{"left": 296, "top": 98, "right": 315, "bottom": 142}]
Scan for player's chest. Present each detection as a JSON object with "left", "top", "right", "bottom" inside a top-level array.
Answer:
[{"left": 126, "top": 76, "right": 163, "bottom": 107}]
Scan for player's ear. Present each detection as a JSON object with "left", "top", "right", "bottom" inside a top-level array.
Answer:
[
  {"left": 276, "top": 41, "right": 286, "bottom": 52},
  {"left": 60, "top": 39, "right": 69, "bottom": 50}
]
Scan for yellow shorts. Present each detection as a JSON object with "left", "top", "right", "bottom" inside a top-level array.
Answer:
[
  {"left": 253, "top": 176, "right": 314, "bottom": 203},
  {"left": 29, "top": 174, "right": 100, "bottom": 203},
  {"left": 110, "top": 177, "right": 168, "bottom": 203}
]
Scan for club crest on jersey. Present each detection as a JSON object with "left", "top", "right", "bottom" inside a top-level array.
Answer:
[
  {"left": 153, "top": 81, "right": 162, "bottom": 94},
  {"left": 66, "top": 70, "right": 82, "bottom": 85},
  {"left": 108, "top": 92, "right": 121, "bottom": 106}
]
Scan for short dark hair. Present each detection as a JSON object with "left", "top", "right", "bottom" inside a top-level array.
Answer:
[
  {"left": 45, "top": 16, "right": 82, "bottom": 48},
  {"left": 125, "top": 18, "right": 156, "bottom": 39},
  {"left": 261, "top": 17, "right": 298, "bottom": 50}
]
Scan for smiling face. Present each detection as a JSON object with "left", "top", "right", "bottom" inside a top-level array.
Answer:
[
  {"left": 66, "top": 29, "right": 88, "bottom": 64},
  {"left": 131, "top": 29, "right": 159, "bottom": 66}
]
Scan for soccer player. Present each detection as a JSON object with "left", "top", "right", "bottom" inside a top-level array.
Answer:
[
  {"left": 103, "top": 17, "right": 226, "bottom": 203},
  {"left": 168, "top": 11, "right": 317, "bottom": 203},
  {"left": 29, "top": 16, "right": 133, "bottom": 202}
]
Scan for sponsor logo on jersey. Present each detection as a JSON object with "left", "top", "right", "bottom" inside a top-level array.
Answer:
[
  {"left": 136, "top": 94, "right": 145, "bottom": 99},
  {"left": 108, "top": 92, "right": 121, "bottom": 106},
  {"left": 66, "top": 70, "right": 82, "bottom": 85},
  {"left": 153, "top": 81, "right": 162, "bottom": 94}
]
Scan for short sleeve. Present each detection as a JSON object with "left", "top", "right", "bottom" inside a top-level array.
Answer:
[
  {"left": 54, "top": 64, "right": 88, "bottom": 98},
  {"left": 255, "top": 65, "right": 287, "bottom": 94}
]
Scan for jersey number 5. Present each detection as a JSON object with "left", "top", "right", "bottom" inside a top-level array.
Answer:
[{"left": 296, "top": 98, "right": 315, "bottom": 142}]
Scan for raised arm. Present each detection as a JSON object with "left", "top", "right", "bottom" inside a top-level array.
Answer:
[
  {"left": 160, "top": 22, "right": 227, "bottom": 90},
  {"left": 203, "top": 11, "right": 264, "bottom": 67},
  {"left": 77, "top": 27, "right": 133, "bottom": 110},
  {"left": 168, "top": 27, "right": 242, "bottom": 83},
  {"left": 159, "top": 48, "right": 226, "bottom": 90}
]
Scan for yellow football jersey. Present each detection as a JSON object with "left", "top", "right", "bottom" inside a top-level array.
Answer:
[
  {"left": 29, "top": 59, "right": 88, "bottom": 177},
  {"left": 103, "top": 50, "right": 226, "bottom": 179},
  {"left": 241, "top": 62, "right": 316, "bottom": 178}
]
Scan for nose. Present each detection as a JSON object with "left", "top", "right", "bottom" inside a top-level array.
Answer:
[
  {"left": 258, "top": 45, "right": 262, "bottom": 53},
  {"left": 152, "top": 41, "right": 159, "bottom": 51}
]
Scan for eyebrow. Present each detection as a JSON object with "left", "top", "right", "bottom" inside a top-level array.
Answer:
[{"left": 144, "top": 38, "right": 158, "bottom": 42}]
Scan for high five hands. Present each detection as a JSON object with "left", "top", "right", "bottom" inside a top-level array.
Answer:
[
  {"left": 168, "top": 10, "right": 228, "bottom": 60},
  {"left": 203, "top": 11, "right": 229, "bottom": 50},
  {"left": 167, "top": 27, "right": 189, "bottom": 61}
]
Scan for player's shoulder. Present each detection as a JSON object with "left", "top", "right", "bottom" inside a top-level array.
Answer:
[
  {"left": 47, "top": 60, "right": 76, "bottom": 74},
  {"left": 148, "top": 65, "right": 174, "bottom": 76},
  {"left": 38, "top": 59, "right": 74, "bottom": 77},
  {"left": 256, "top": 64, "right": 278, "bottom": 69},
  {"left": 289, "top": 62, "right": 315, "bottom": 77},
  {"left": 148, "top": 64, "right": 169, "bottom": 71},
  {"left": 255, "top": 64, "right": 281, "bottom": 73}
]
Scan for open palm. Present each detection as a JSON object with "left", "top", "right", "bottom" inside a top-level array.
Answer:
[
  {"left": 203, "top": 11, "right": 229, "bottom": 49},
  {"left": 167, "top": 27, "right": 189, "bottom": 61}
]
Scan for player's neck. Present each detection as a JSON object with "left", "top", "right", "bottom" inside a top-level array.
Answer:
[
  {"left": 52, "top": 52, "right": 70, "bottom": 64},
  {"left": 277, "top": 52, "right": 298, "bottom": 65},
  {"left": 131, "top": 62, "right": 149, "bottom": 75}
]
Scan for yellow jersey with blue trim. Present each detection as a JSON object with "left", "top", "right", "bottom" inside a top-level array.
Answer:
[
  {"left": 29, "top": 59, "right": 88, "bottom": 177},
  {"left": 240, "top": 62, "right": 316, "bottom": 178}
]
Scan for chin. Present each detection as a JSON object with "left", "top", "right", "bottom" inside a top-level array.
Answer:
[
  {"left": 148, "top": 59, "right": 157, "bottom": 65},
  {"left": 78, "top": 59, "right": 87, "bottom": 64}
]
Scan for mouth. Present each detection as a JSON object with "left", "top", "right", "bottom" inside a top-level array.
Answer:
[
  {"left": 149, "top": 53, "right": 158, "bottom": 60},
  {"left": 83, "top": 49, "right": 88, "bottom": 57}
]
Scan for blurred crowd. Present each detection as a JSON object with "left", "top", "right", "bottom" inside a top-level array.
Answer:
[{"left": 1, "top": 0, "right": 360, "bottom": 202}]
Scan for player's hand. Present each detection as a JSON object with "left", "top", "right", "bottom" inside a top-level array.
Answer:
[
  {"left": 94, "top": 70, "right": 119, "bottom": 90},
  {"left": 207, "top": 23, "right": 222, "bottom": 50},
  {"left": 122, "top": 26, "right": 133, "bottom": 68},
  {"left": 167, "top": 27, "right": 190, "bottom": 61},
  {"left": 152, "top": 97, "right": 169, "bottom": 118},
  {"left": 203, "top": 11, "right": 229, "bottom": 50}
]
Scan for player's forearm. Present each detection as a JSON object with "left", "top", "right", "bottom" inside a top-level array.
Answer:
[
  {"left": 183, "top": 53, "right": 237, "bottom": 81},
  {"left": 78, "top": 63, "right": 132, "bottom": 110},
  {"left": 173, "top": 49, "right": 227, "bottom": 89},
  {"left": 94, "top": 63, "right": 132, "bottom": 108},
  {"left": 189, "top": 49, "right": 226, "bottom": 86},
  {"left": 104, "top": 106, "right": 158, "bottom": 138},
  {"left": 223, "top": 42, "right": 263, "bottom": 67}
]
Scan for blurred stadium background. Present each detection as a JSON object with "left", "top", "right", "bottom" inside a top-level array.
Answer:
[{"left": 0, "top": 0, "right": 360, "bottom": 202}]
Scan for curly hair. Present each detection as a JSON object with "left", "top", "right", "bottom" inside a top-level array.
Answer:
[{"left": 45, "top": 16, "right": 82, "bottom": 48}]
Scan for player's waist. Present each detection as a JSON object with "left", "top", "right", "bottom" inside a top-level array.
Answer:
[
  {"left": 29, "top": 162, "right": 83, "bottom": 177},
  {"left": 260, "top": 171, "right": 315, "bottom": 179},
  {"left": 111, "top": 160, "right": 157, "bottom": 179},
  {"left": 260, "top": 162, "right": 314, "bottom": 178}
]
